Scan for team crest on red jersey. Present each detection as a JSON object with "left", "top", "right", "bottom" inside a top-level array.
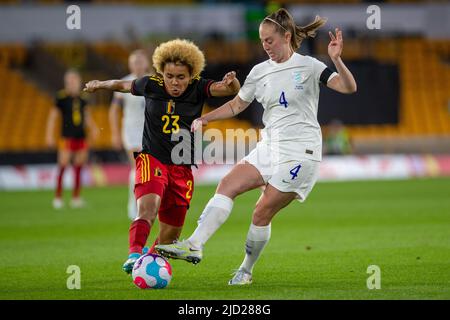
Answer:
[
  {"left": 154, "top": 167, "right": 162, "bottom": 177},
  {"left": 166, "top": 100, "right": 175, "bottom": 114}
]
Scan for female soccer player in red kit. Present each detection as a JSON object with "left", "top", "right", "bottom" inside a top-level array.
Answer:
[
  {"left": 46, "top": 69, "right": 99, "bottom": 209},
  {"left": 84, "top": 39, "right": 240, "bottom": 273}
]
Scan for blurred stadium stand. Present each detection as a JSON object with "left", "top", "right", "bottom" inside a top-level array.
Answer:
[{"left": 0, "top": 1, "right": 449, "bottom": 165}]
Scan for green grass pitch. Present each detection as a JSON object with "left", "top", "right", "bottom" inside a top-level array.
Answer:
[{"left": 0, "top": 178, "right": 449, "bottom": 299}]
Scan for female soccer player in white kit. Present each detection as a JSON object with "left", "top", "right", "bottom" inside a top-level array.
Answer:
[
  {"left": 109, "top": 50, "right": 149, "bottom": 219},
  {"left": 156, "top": 8, "right": 357, "bottom": 285}
]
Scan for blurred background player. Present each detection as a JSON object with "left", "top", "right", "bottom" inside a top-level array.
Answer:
[
  {"left": 109, "top": 49, "right": 150, "bottom": 220},
  {"left": 84, "top": 39, "right": 240, "bottom": 274},
  {"left": 156, "top": 9, "right": 357, "bottom": 285},
  {"left": 45, "top": 69, "right": 99, "bottom": 209},
  {"left": 323, "top": 118, "right": 353, "bottom": 155}
]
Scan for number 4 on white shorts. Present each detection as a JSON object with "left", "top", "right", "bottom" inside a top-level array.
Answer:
[{"left": 289, "top": 164, "right": 301, "bottom": 180}]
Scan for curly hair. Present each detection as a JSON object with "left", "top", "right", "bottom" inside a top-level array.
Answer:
[{"left": 152, "top": 39, "right": 205, "bottom": 77}]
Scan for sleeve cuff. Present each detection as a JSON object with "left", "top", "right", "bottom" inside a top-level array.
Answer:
[
  {"left": 327, "top": 72, "right": 339, "bottom": 83},
  {"left": 238, "top": 91, "right": 253, "bottom": 104},
  {"left": 205, "top": 80, "right": 214, "bottom": 98},
  {"left": 130, "top": 79, "right": 137, "bottom": 95}
]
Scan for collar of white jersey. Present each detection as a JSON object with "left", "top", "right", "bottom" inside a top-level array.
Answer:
[{"left": 268, "top": 52, "right": 300, "bottom": 66}]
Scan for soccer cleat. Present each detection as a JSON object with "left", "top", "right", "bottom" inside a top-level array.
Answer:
[
  {"left": 122, "top": 253, "right": 141, "bottom": 274},
  {"left": 155, "top": 240, "right": 202, "bottom": 265},
  {"left": 122, "top": 247, "right": 149, "bottom": 275},
  {"left": 52, "top": 198, "right": 64, "bottom": 209},
  {"left": 228, "top": 269, "right": 252, "bottom": 285},
  {"left": 70, "top": 197, "right": 86, "bottom": 208}
]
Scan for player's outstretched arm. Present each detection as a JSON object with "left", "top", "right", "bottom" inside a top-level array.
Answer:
[
  {"left": 191, "top": 95, "right": 250, "bottom": 131},
  {"left": 84, "top": 80, "right": 133, "bottom": 93},
  {"left": 326, "top": 28, "right": 357, "bottom": 94},
  {"left": 209, "top": 71, "right": 241, "bottom": 97}
]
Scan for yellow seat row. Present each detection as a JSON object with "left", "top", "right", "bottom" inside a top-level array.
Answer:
[{"left": 0, "top": 38, "right": 449, "bottom": 151}]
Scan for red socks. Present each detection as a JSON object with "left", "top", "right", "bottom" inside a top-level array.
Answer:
[
  {"left": 149, "top": 238, "right": 159, "bottom": 254},
  {"left": 129, "top": 219, "right": 151, "bottom": 254},
  {"left": 56, "top": 166, "right": 66, "bottom": 198},
  {"left": 73, "top": 165, "right": 82, "bottom": 198},
  {"left": 56, "top": 165, "right": 83, "bottom": 199}
]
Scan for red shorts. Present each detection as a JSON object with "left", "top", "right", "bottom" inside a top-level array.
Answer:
[
  {"left": 61, "top": 138, "right": 88, "bottom": 151},
  {"left": 135, "top": 153, "right": 194, "bottom": 227}
]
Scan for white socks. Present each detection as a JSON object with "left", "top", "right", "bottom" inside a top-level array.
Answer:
[
  {"left": 188, "top": 194, "right": 233, "bottom": 249},
  {"left": 239, "top": 223, "right": 271, "bottom": 274},
  {"left": 187, "top": 193, "right": 270, "bottom": 275},
  {"left": 128, "top": 169, "right": 137, "bottom": 220}
]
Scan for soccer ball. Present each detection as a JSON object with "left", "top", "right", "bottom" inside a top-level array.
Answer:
[{"left": 132, "top": 253, "right": 172, "bottom": 289}]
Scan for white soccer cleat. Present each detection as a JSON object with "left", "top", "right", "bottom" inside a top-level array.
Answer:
[
  {"left": 155, "top": 240, "right": 203, "bottom": 265},
  {"left": 228, "top": 269, "right": 253, "bottom": 286},
  {"left": 52, "top": 198, "right": 64, "bottom": 210},
  {"left": 70, "top": 197, "right": 86, "bottom": 208}
]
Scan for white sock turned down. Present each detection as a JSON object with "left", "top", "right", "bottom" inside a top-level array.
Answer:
[
  {"left": 239, "top": 223, "right": 271, "bottom": 274},
  {"left": 187, "top": 194, "right": 234, "bottom": 249}
]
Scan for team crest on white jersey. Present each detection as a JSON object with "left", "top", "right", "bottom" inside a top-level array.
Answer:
[{"left": 293, "top": 71, "right": 304, "bottom": 90}]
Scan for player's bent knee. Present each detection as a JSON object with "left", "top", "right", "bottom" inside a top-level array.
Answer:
[
  {"left": 137, "top": 200, "right": 158, "bottom": 223},
  {"left": 74, "top": 155, "right": 87, "bottom": 166},
  {"left": 216, "top": 178, "right": 244, "bottom": 199},
  {"left": 58, "top": 153, "right": 71, "bottom": 166}
]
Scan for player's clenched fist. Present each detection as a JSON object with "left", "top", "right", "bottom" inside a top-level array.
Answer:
[
  {"left": 221, "top": 71, "right": 236, "bottom": 86},
  {"left": 191, "top": 117, "right": 208, "bottom": 132},
  {"left": 84, "top": 80, "right": 102, "bottom": 92}
]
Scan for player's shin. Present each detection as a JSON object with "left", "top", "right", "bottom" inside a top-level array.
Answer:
[
  {"left": 187, "top": 194, "right": 233, "bottom": 249},
  {"left": 73, "top": 165, "right": 82, "bottom": 198},
  {"left": 56, "top": 166, "right": 66, "bottom": 198},
  {"left": 239, "top": 223, "right": 271, "bottom": 274}
]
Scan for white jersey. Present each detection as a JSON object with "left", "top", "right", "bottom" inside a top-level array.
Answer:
[
  {"left": 238, "top": 53, "right": 337, "bottom": 162},
  {"left": 113, "top": 74, "right": 146, "bottom": 150}
]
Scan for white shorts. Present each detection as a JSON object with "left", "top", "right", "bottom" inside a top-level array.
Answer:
[
  {"left": 242, "top": 143, "right": 320, "bottom": 202},
  {"left": 122, "top": 128, "right": 142, "bottom": 151}
]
